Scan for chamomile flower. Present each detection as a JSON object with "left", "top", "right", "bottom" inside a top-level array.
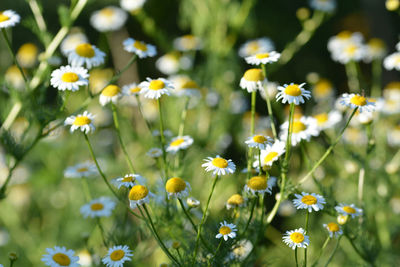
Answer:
[
  {"left": 0, "top": 10, "right": 20, "bottom": 29},
  {"left": 90, "top": 6, "right": 127, "bottom": 32},
  {"left": 280, "top": 116, "right": 320, "bottom": 146},
  {"left": 293, "top": 192, "right": 326, "bottom": 212},
  {"left": 331, "top": 40, "right": 366, "bottom": 64},
  {"left": 122, "top": 83, "right": 141, "bottom": 96},
  {"left": 229, "top": 240, "right": 253, "bottom": 261},
  {"left": 202, "top": 155, "right": 236, "bottom": 176},
  {"left": 17, "top": 43, "right": 39, "bottom": 68},
  {"left": 99, "top": 85, "right": 122, "bottom": 106},
  {"left": 383, "top": 52, "right": 400, "bottom": 71},
  {"left": 171, "top": 77, "right": 201, "bottom": 98},
  {"left": 156, "top": 52, "right": 192, "bottom": 75},
  {"left": 244, "top": 175, "right": 276, "bottom": 196},
  {"left": 226, "top": 194, "right": 245, "bottom": 210},
  {"left": 112, "top": 174, "right": 146, "bottom": 189},
  {"left": 340, "top": 93, "right": 375, "bottom": 113},
  {"left": 147, "top": 148, "right": 163, "bottom": 158},
  {"left": 120, "top": 0, "right": 146, "bottom": 12},
  {"left": 245, "top": 51, "right": 281, "bottom": 65},
  {"left": 60, "top": 32, "right": 89, "bottom": 56},
  {"left": 335, "top": 203, "right": 363, "bottom": 218},
  {"left": 239, "top": 37, "right": 275, "bottom": 58},
  {"left": 173, "top": 35, "right": 202, "bottom": 51},
  {"left": 313, "top": 110, "right": 342, "bottom": 131},
  {"left": 309, "top": 0, "right": 336, "bottom": 12},
  {"left": 282, "top": 228, "right": 310, "bottom": 250},
  {"left": 216, "top": 221, "right": 237, "bottom": 241},
  {"left": 50, "top": 65, "right": 89, "bottom": 91},
  {"left": 255, "top": 140, "right": 286, "bottom": 168},
  {"left": 64, "top": 162, "right": 98, "bottom": 178},
  {"left": 123, "top": 38, "right": 157, "bottom": 58},
  {"left": 139, "top": 78, "right": 174, "bottom": 99},
  {"left": 187, "top": 197, "right": 200, "bottom": 208},
  {"left": 68, "top": 43, "right": 106, "bottom": 69},
  {"left": 327, "top": 31, "right": 364, "bottom": 54},
  {"left": 165, "top": 177, "right": 191, "bottom": 199},
  {"left": 363, "top": 38, "right": 387, "bottom": 63},
  {"left": 42, "top": 246, "right": 80, "bottom": 267},
  {"left": 64, "top": 111, "right": 95, "bottom": 134},
  {"left": 166, "top": 136, "right": 194, "bottom": 154},
  {"left": 276, "top": 83, "right": 311, "bottom": 105},
  {"left": 239, "top": 68, "right": 266, "bottom": 93},
  {"left": 323, "top": 222, "right": 343, "bottom": 238},
  {"left": 80, "top": 197, "right": 116, "bottom": 218},
  {"left": 312, "top": 79, "right": 335, "bottom": 101},
  {"left": 128, "top": 185, "right": 153, "bottom": 209},
  {"left": 245, "top": 134, "right": 273, "bottom": 150},
  {"left": 102, "top": 245, "right": 133, "bottom": 267}
]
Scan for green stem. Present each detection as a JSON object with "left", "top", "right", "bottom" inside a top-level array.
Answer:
[
  {"left": 178, "top": 97, "right": 190, "bottom": 136},
  {"left": 261, "top": 64, "right": 277, "bottom": 139},
  {"left": 304, "top": 211, "right": 310, "bottom": 267},
  {"left": 80, "top": 177, "right": 92, "bottom": 201},
  {"left": 59, "top": 91, "right": 70, "bottom": 112},
  {"left": 345, "top": 61, "right": 360, "bottom": 93},
  {"left": 312, "top": 236, "right": 330, "bottom": 267},
  {"left": 258, "top": 149, "right": 262, "bottom": 175},
  {"left": 323, "top": 236, "right": 342, "bottom": 267},
  {"left": 135, "top": 95, "right": 152, "bottom": 133},
  {"left": 247, "top": 90, "right": 257, "bottom": 178},
  {"left": 242, "top": 195, "right": 258, "bottom": 235},
  {"left": 345, "top": 234, "right": 372, "bottom": 264},
  {"left": 157, "top": 98, "right": 169, "bottom": 179},
  {"left": 96, "top": 218, "right": 108, "bottom": 247},
  {"left": 108, "top": 55, "right": 137, "bottom": 85},
  {"left": 295, "top": 247, "right": 299, "bottom": 267},
  {"left": 371, "top": 59, "right": 382, "bottom": 97},
  {"left": 259, "top": 193, "right": 265, "bottom": 238},
  {"left": 209, "top": 239, "right": 223, "bottom": 265}
]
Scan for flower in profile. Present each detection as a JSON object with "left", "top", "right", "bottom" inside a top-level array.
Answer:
[
  {"left": 363, "top": 38, "right": 387, "bottom": 63},
  {"left": 147, "top": 148, "right": 163, "bottom": 158},
  {"left": 128, "top": 185, "right": 153, "bottom": 209},
  {"left": 229, "top": 240, "right": 253, "bottom": 261},
  {"left": 282, "top": 228, "right": 310, "bottom": 250},
  {"left": 312, "top": 78, "right": 335, "bottom": 101},
  {"left": 202, "top": 155, "right": 236, "bottom": 176},
  {"left": 102, "top": 245, "right": 133, "bottom": 267},
  {"left": 331, "top": 41, "right": 366, "bottom": 64},
  {"left": 239, "top": 68, "right": 266, "bottom": 93},
  {"left": 64, "top": 161, "right": 98, "bottom": 179},
  {"left": 42, "top": 246, "right": 80, "bottom": 267},
  {"left": 245, "top": 134, "right": 273, "bottom": 150},
  {"left": 245, "top": 51, "right": 281, "bottom": 65},
  {"left": 216, "top": 221, "right": 237, "bottom": 241},
  {"left": 80, "top": 197, "right": 116, "bottom": 218},
  {"left": 276, "top": 83, "right": 311, "bottom": 105},
  {"left": 139, "top": 78, "right": 174, "bottom": 99},
  {"left": 90, "top": 6, "right": 127, "bottom": 32},
  {"left": 226, "top": 194, "right": 245, "bottom": 210},
  {"left": 309, "top": 0, "right": 336, "bottom": 12},
  {"left": 239, "top": 37, "right": 275, "bottom": 58},
  {"left": 165, "top": 177, "right": 191, "bottom": 199},
  {"left": 335, "top": 203, "right": 363, "bottom": 218},
  {"left": 0, "top": 10, "right": 20, "bottom": 29},
  {"left": 245, "top": 176, "right": 276, "bottom": 196},
  {"left": 61, "top": 32, "right": 88, "bottom": 56},
  {"left": 50, "top": 65, "right": 89, "bottom": 91},
  {"left": 68, "top": 43, "right": 106, "bottom": 69},
  {"left": 99, "top": 85, "right": 122, "bottom": 106},
  {"left": 64, "top": 111, "right": 95, "bottom": 134},
  {"left": 16, "top": 43, "right": 39, "bottom": 68},
  {"left": 313, "top": 111, "right": 342, "bottom": 131},
  {"left": 120, "top": 0, "right": 146, "bottom": 12},
  {"left": 187, "top": 197, "right": 200, "bottom": 208},
  {"left": 340, "top": 93, "right": 375, "bottom": 113},
  {"left": 280, "top": 116, "right": 320, "bottom": 146},
  {"left": 293, "top": 192, "right": 326, "bottom": 212},
  {"left": 327, "top": 31, "right": 364, "bottom": 53},
  {"left": 166, "top": 136, "right": 194, "bottom": 154},
  {"left": 112, "top": 174, "right": 146, "bottom": 189},
  {"left": 123, "top": 38, "right": 157, "bottom": 58},
  {"left": 122, "top": 83, "right": 141, "bottom": 96},
  {"left": 383, "top": 52, "right": 400, "bottom": 71},
  {"left": 254, "top": 140, "right": 286, "bottom": 168},
  {"left": 173, "top": 35, "right": 202, "bottom": 51},
  {"left": 323, "top": 222, "right": 343, "bottom": 238}
]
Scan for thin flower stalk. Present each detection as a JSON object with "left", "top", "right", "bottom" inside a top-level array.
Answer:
[{"left": 261, "top": 63, "right": 277, "bottom": 138}]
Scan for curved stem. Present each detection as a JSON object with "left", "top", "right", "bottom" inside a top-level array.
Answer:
[
  {"left": 108, "top": 55, "right": 137, "bottom": 85},
  {"left": 323, "top": 236, "right": 341, "bottom": 267},
  {"left": 209, "top": 239, "right": 223, "bottom": 265}
]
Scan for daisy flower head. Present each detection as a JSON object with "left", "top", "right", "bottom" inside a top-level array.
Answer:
[
  {"left": 282, "top": 228, "right": 310, "bottom": 250},
  {"left": 226, "top": 194, "right": 245, "bottom": 210},
  {"left": 239, "top": 68, "right": 266, "bottom": 93},
  {"left": 172, "top": 77, "right": 202, "bottom": 98},
  {"left": 64, "top": 161, "right": 98, "bottom": 179},
  {"left": 122, "top": 82, "right": 141, "bottom": 96},
  {"left": 245, "top": 51, "right": 281, "bottom": 65},
  {"left": 139, "top": 78, "right": 174, "bottom": 99},
  {"left": 173, "top": 35, "right": 202, "bottom": 51},
  {"left": 60, "top": 31, "right": 88, "bottom": 56},
  {"left": 112, "top": 174, "right": 146, "bottom": 189},
  {"left": 312, "top": 78, "right": 335, "bottom": 101},
  {"left": 363, "top": 38, "right": 387, "bottom": 63},
  {"left": 244, "top": 175, "right": 276, "bottom": 196},
  {"left": 0, "top": 10, "right": 20, "bottom": 29},
  {"left": 80, "top": 197, "right": 116, "bottom": 218},
  {"left": 313, "top": 110, "right": 342, "bottom": 131},
  {"left": 245, "top": 134, "right": 273, "bottom": 150},
  {"left": 68, "top": 43, "right": 106, "bottom": 69},
  {"left": 120, "top": 0, "right": 146, "bottom": 12},
  {"left": 229, "top": 240, "right": 253, "bottom": 261},
  {"left": 147, "top": 148, "right": 163, "bottom": 158},
  {"left": 255, "top": 140, "right": 286, "bottom": 168},
  {"left": 309, "top": 0, "right": 336, "bottom": 12},
  {"left": 99, "top": 85, "right": 122, "bottom": 106},
  {"left": 293, "top": 192, "right": 326, "bottom": 212},
  {"left": 323, "top": 222, "right": 343, "bottom": 238},
  {"left": 166, "top": 135, "right": 194, "bottom": 154},
  {"left": 90, "top": 6, "right": 127, "bottom": 32},
  {"left": 50, "top": 65, "right": 89, "bottom": 92},
  {"left": 165, "top": 177, "right": 191, "bottom": 199},
  {"left": 340, "top": 93, "right": 375, "bottom": 113},
  {"left": 102, "top": 245, "right": 133, "bottom": 267},
  {"left": 123, "top": 38, "right": 157, "bottom": 58},
  {"left": 276, "top": 83, "right": 311, "bottom": 105},
  {"left": 187, "top": 197, "right": 200, "bottom": 208},
  {"left": 42, "top": 246, "right": 80, "bottom": 267},
  {"left": 216, "top": 221, "right": 237, "bottom": 241},
  {"left": 17, "top": 43, "right": 39, "bottom": 68},
  {"left": 335, "top": 203, "right": 363, "bottom": 218},
  {"left": 280, "top": 116, "right": 320, "bottom": 146},
  {"left": 202, "top": 155, "right": 236, "bottom": 176},
  {"left": 327, "top": 31, "right": 364, "bottom": 54},
  {"left": 64, "top": 111, "right": 95, "bottom": 134},
  {"left": 331, "top": 41, "right": 366, "bottom": 64},
  {"left": 156, "top": 52, "right": 193, "bottom": 75},
  {"left": 239, "top": 37, "right": 275, "bottom": 58},
  {"left": 383, "top": 52, "right": 400, "bottom": 71},
  {"left": 128, "top": 184, "right": 153, "bottom": 209}
]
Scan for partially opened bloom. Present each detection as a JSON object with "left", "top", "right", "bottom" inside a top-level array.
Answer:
[
  {"left": 64, "top": 162, "right": 98, "bottom": 178},
  {"left": 100, "top": 85, "right": 122, "bottom": 106},
  {"left": 313, "top": 111, "right": 342, "bottom": 131},
  {"left": 216, "top": 221, "right": 237, "bottom": 241},
  {"left": 187, "top": 197, "right": 200, "bottom": 208},
  {"left": 123, "top": 38, "right": 157, "bottom": 58},
  {"left": 282, "top": 228, "right": 310, "bottom": 250},
  {"left": 323, "top": 222, "right": 343, "bottom": 238},
  {"left": 102, "top": 245, "right": 133, "bottom": 267},
  {"left": 17, "top": 43, "right": 39, "bottom": 68},
  {"left": 280, "top": 116, "right": 320, "bottom": 146},
  {"left": 255, "top": 140, "right": 286, "bottom": 168},
  {"left": 68, "top": 43, "right": 106, "bottom": 69},
  {"left": 245, "top": 51, "right": 281, "bottom": 65},
  {"left": 245, "top": 134, "right": 273, "bottom": 150},
  {"left": 239, "top": 68, "right": 266, "bottom": 93},
  {"left": 129, "top": 185, "right": 153, "bottom": 209},
  {"left": 42, "top": 246, "right": 80, "bottom": 267},
  {"left": 340, "top": 93, "right": 375, "bottom": 113},
  {"left": 383, "top": 52, "right": 400, "bottom": 71},
  {"left": 90, "top": 6, "right": 127, "bottom": 32},
  {"left": 173, "top": 35, "right": 202, "bottom": 51},
  {"left": 276, "top": 83, "right": 311, "bottom": 105},
  {"left": 202, "top": 155, "right": 236, "bottom": 176},
  {"left": 226, "top": 194, "right": 245, "bottom": 210},
  {"left": 0, "top": 10, "right": 20, "bottom": 28},
  {"left": 112, "top": 174, "right": 146, "bottom": 189},
  {"left": 139, "top": 78, "right": 174, "bottom": 99},
  {"left": 80, "top": 197, "right": 116, "bottom": 218},
  {"left": 165, "top": 177, "right": 191, "bottom": 199},
  {"left": 50, "top": 65, "right": 89, "bottom": 91},
  {"left": 64, "top": 111, "right": 95, "bottom": 134},
  {"left": 239, "top": 38, "right": 275, "bottom": 58},
  {"left": 122, "top": 82, "right": 141, "bottom": 96},
  {"left": 335, "top": 203, "right": 363, "bottom": 218},
  {"left": 166, "top": 136, "right": 194, "bottom": 154},
  {"left": 293, "top": 192, "right": 326, "bottom": 212},
  {"left": 244, "top": 175, "right": 276, "bottom": 195}
]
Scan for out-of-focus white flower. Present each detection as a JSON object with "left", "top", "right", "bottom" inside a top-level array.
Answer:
[{"left": 90, "top": 6, "right": 127, "bottom": 32}]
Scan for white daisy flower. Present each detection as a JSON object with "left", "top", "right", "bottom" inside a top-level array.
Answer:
[
  {"left": 128, "top": 185, "right": 153, "bottom": 209},
  {"left": 280, "top": 116, "right": 320, "bottom": 146},
  {"left": 166, "top": 135, "right": 194, "bottom": 154},
  {"left": 244, "top": 176, "right": 276, "bottom": 196},
  {"left": 239, "top": 68, "right": 266, "bottom": 93},
  {"left": 16, "top": 43, "right": 39, "bottom": 68},
  {"left": 147, "top": 148, "right": 163, "bottom": 158},
  {"left": 259, "top": 81, "right": 279, "bottom": 100},
  {"left": 323, "top": 222, "right": 343, "bottom": 238},
  {"left": 102, "top": 245, "right": 133, "bottom": 267},
  {"left": 112, "top": 174, "right": 146, "bottom": 189},
  {"left": 202, "top": 155, "right": 236, "bottom": 176},
  {"left": 90, "top": 6, "right": 127, "bottom": 32},
  {"left": 226, "top": 194, "right": 246, "bottom": 210},
  {"left": 276, "top": 83, "right": 311, "bottom": 105},
  {"left": 282, "top": 228, "right": 310, "bottom": 250},
  {"left": 228, "top": 239, "right": 253, "bottom": 261},
  {"left": 335, "top": 203, "right": 363, "bottom": 218},
  {"left": 171, "top": 76, "right": 201, "bottom": 98},
  {"left": 64, "top": 162, "right": 98, "bottom": 179},
  {"left": 309, "top": 0, "right": 336, "bottom": 12},
  {"left": 216, "top": 221, "right": 237, "bottom": 241},
  {"left": 50, "top": 65, "right": 89, "bottom": 92},
  {"left": 363, "top": 38, "right": 387, "bottom": 63},
  {"left": 64, "top": 111, "right": 95, "bottom": 134},
  {"left": 340, "top": 93, "right": 375, "bottom": 113},
  {"left": 120, "top": 0, "right": 146, "bottom": 12},
  {"left": 293, "top": 192, "right": 326, "bottom": 212},
  {"left": 80, "top": 197, "right": 116, "bottom": 218},
  {"left": 187, "top": 197, "right": 200, "bottom": 208},
  {"left": 312, "top": 79, "right": 335, "bottom": 101},
  {"left": 0, "top": 10, "right": 20, "bottom": 29},
  {"left": 99, "top": 85, "right": 122, "bottom": 106},
  {"left": 245, "top": 51, "right": 281, "bottom": 65},
  {"left": 254, "top": 140, "right": 286, "bottom": 168},
  {"left": 327, "top": 31, "right": 364, "bottom": 54},
  {"left": 139, "top": 78, "right": 174, "bottom": 99},
  {"left": 60, "top": 32, "right": 89, "bottom": 56},
  {"left": 239, "top": 37, "right": 275, "bottom": 58},
  {"left": 68, "top": 43, "right": 105, "bottom": 69},
  {"left": 165, "top": 177, "right": 191, "bottom": 199},
  {"left": 173, "top": 35, "right": 202, "bottom": 51},
  {"left": 313, "top": 110, "right": 342, "bottom": 131},
  {"left": 331, "top": 41, "right": 366, "bottom": 64},
  {"left": 123, "top": 38, "right": 157, "bottom": 58},
  {"left": 245, "top": 134, "right": 274, "bottom": 150},
  {"left": 383, "top": 52, "right": 400, "bottom": 71},
  {"left": 156, "top": 52, "right": 192, "bottom": 75},
  {"left": 42, "top": 246, "right": 80, "bottom": 267},
  {"left": 122, "top": 82, "right": 141, "bottom": 96}
]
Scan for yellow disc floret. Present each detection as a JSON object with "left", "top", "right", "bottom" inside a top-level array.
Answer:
[
  {"left": 73, "top": 116, "right": 91, "bottom": 126},
  {"left": 212, "top": 158, "right": 228, "bottom": 168},
  {"left": 110, "top": 249, "right": 125, "bottom": 261},
  {"left": 61, "top": 72, "right": 79, "bottom": 83},
  {"left": 149, "top": 80, "right": 165, "bottom": 90},
  {"left": 219, "top": 226, "right": 232, "bottom": 235},
  {"left": 327, "top": 222, "right": 340, "bottom": 232},
  {"left": 350, "top": 95, "right": 367, "bottom": 106},
  {"left": 102, "top": 85, "right": 121, "bottom": 97},
  {"left": 227, "top": 194, "right": 244, "bottom": 206},
  {"left": 253, "top": 135, "right": 267, "bottom": 143},
  {"left": 255, "top": 53, "right": 270, "bottom": 59},
  {"left": 122, "top": 176, "right": 134, "bottom": 182},
  {"left": 290, "top": 232, "right": 305, "bottom": 243},
  {"left": 0, "top": 13, "right": 10, "bottom": 22},
  {"left": 292, "top": 121, "right": 307, "bottom": 133},
  {"left": 90, "top": 203, "right": 104, "bottom": 211},
  {"left": 264, "top": 152, "right": 278, "bottom": 163},
  {"left": 129, "top": 185, "right": 149, "bottom": 201},
  {"left": 314, "top": 113, "right": 328, "bottom": 125},
  {"left": 133, "top": 41, "right": 148, "bottom": 51},
  {"left": 243, "top": 69, "right": 265, "bottom": 82},
  {"left": 75, "top": 43, "right": 95, "bottom": 58},
  {"left": 301, "top": 195, "right": 317, "bottom": 205},
  {"left": 247, "top": 176, "right": 267, "bottom": 191},
  {"left": 342, "top": 206, "right": 356, "bottom": 214},
  {"left": 285, "top": 84, "right": 302, "bottom": 96},
  {"left": 165, "top": 177, "right": 186, "bottom": 193},
  {"left": 170, "top": 138, "right": 185, "bottom": 147},
  {"left": 52, "top": 253, "right": 71, "bottom": 266}
]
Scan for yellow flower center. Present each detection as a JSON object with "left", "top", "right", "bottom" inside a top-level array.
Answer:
[
  {"left": 181, "top": 35, "right": 197, "bottom": 49},
  {"left": 337, "top": 31, "right": 352, "bottom": 40},
  {"left": 0, "top": 13, "right": 10, "bottom": 22},
  {"left": 129, "top": 185, "right": 149, "bottom": 201},
  {"left": 247, "top": 176, "right": 267, "bottom": 191},
  {"left": 75, "top": 43, "right": 95, "bottom": 58},
  {"left": 290, "top": 232, "right": 305, "bottom": 243},
  {"left": 18, "top": 43, "right": 38, "bottom": 58},
  {"left": 165, "top": 177, "right": 186, "bottom": 193},
  {"left": 130, "top": 87, "right": 141, "bottom": 93},
  {"left": 170, "top": 138, "right": 185, "bottom": 147},
  {"left": 110, "top": 249, "right": 125, "bottom": 261},
  {"left": 149, "top": 80, "right": 165, "bottom": 90},
  {"left": 350, "top": 95, "right": 367, "bottom": 106},
  {"left": 314, "top": 113, "right": 328, "bottom": 125},
  {"left": 227, "top": 194, "right": 244, "bottom": 206},
  {"left": 264, "top": 152, "right": 278, "bottom": 163},
  {"left": 253, "top": 135, "right": 267, "bottom": 143},
  {"left": 133, "top": 41, "right": 148, "bottom": 51},
  {"left": 90, "top": 203, "right": 104, "bottom": 211},
  {"left": 211, "top": 158, "right": 228, "bottom": 168},
  {"left": 73, "top": 116, "right": 91, "bottom": 126},
  {"left": 314, "top": 79, "right": 332, "bottom": 96},
  {"left": 61, "top": 72, "right": 79, "bottom": 83},
  {"left": 255, "top": 52, "right": 270, "bottom": 59},
  {"left": 327, "top": 222, "right": 340, "bottom": 232},
  {"left": 122, "top": 176, "right": 134, "bottom": 182},
  {"left": 342, "top": 206, "right": 356, "bottom": 214},
  {"left": 368, "top": 38, "right": 384, "bottom": 50},
  {"left": 247, "top": 41, "right": 260, "bottom": 54},
  {"left": 102, "top": 85, "right": 121, "bottom": 97},
  {"left": 219, "top": 226, "right": 232, "bottom": 235},
  {"left": 243, "top": 69, "right": 265, "bottom": 82},
  {"left": 284, "top": 84, "right": 302, "bottom": 96},
  {"left": 345, "top": 44, "right": 357, "bottom": 56},
  {"left": 292, "top": 121, "right": 307, "bottom": 133},
  {"left": 77, "top": 167, "right": 88, "bottom": 172},
  {"left": 301, "top": 195, "right": 317, "bottom": 205},
  {"left": 181, "top": 80, "right": 199, "bottom": 89},
  {"left": 52, "top": 253, "right": 71, "bottom": 266}
]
